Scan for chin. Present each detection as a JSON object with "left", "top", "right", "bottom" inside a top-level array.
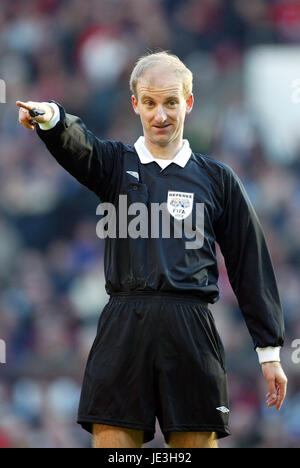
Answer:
[
  {"left": 153, "top": 138, "right": 171, "bottom": 147},
  {"left": 150, "top": 133, "right": 173, "bottom": 146}
]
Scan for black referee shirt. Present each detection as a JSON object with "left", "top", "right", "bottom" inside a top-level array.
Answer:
[{"left": 36, "top": 101, "right": 284, "bottom": 351}]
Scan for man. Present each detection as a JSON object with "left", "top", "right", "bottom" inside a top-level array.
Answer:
[{"left": 17, "top": 51, "right": 287, "bottom": 449}]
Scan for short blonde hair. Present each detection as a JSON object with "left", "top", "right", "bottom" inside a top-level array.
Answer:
[{"left": 130, "top": 51, "right": 193, "bottom": 99}]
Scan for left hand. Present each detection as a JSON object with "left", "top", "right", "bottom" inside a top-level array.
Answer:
[{"left": 261, "top": 361, "right": 287, "bottom": 410}]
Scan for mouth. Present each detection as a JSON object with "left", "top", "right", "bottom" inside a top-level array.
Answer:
[{"left": 153, "top": 124, "right": 171, "bottom": 130}]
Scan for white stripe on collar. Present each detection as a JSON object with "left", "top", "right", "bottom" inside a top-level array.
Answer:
[{"left": 134, "top": 136, "right": 192, "bottom": 170}]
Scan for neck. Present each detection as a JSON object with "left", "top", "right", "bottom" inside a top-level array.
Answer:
[{"left": 144, "top": 135, "right": 184, "bottom": 160}]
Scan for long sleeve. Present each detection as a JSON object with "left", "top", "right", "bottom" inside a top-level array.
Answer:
[
  {"left": 36, "top": 101, "right": 121, "bottom": 201},
  {"left": 214, "top": 164, "right": 285, "bottom": 351}
]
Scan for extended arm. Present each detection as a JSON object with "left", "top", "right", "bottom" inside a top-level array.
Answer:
[{"left": 16, "top": 100, "right": 120, "bottom": 200}]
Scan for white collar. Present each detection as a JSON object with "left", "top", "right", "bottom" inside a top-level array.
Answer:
[{"left": 134, "top": 136, "right": 192, "bottom": 170}]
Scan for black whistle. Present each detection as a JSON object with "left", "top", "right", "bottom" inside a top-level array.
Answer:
[{"left": 29, "top": 109, "right": 45, "bottom": 118}]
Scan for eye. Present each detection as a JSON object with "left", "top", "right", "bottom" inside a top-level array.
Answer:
[
  {"left": 145, "top": 101, "right": 154, "bottom": 107},
  {"left": 168, "top": 100, "right": 177, "bottom": 107}
]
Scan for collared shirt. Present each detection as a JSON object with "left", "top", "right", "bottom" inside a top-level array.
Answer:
[{"left": 134, "top": 136, "right": 192, "bottom": 170}]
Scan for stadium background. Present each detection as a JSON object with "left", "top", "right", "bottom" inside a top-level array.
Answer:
[{"left": 0, "top": 0, "right": 300, "bottom": 448}]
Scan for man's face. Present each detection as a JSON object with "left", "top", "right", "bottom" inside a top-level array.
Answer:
[{"left": 132, "top": 66, "right": 193, "bottom": 148}]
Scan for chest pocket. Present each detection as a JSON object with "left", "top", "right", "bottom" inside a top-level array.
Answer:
[
  {"left": 126, "top": 182, "right": 149, "bottom": 206},
  {"left": 121, "top": 152, "right": 149, "bottom": 206}
]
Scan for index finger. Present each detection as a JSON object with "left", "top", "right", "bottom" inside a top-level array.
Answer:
[{"left": 16, "top": 101, "right": 35, "bottom": 111}]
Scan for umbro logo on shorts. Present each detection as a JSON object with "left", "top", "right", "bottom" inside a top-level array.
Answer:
[{"left": 216, "top": 406, "right": 230, "bottom": 413}]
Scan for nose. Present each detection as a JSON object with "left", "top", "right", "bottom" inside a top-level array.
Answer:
[{"left": 155, "top": 105, "right": 167, "bottom": 124}]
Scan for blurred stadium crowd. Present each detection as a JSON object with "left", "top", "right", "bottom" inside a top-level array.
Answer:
[{"left": 0, "top": 0, "right": 299, "bottom": 448}]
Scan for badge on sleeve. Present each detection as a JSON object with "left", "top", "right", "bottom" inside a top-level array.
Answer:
[{"left": 167, "top": 191, "right": 194, "bottom": 220}]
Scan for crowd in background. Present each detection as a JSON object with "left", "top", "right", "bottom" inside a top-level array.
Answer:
[{"left": 0, "top": 0, "right": 300, "bottom": 448}]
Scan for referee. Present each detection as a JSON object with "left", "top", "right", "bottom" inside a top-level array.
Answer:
[{"left": 17, "top": 51, "right": 287, "bottom": 449}]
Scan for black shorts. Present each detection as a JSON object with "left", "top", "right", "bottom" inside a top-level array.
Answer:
[{"left": 77, "top": 293, "right": 231, "bottom": 444}]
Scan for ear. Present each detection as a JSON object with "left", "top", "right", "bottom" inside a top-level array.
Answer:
[
  {"left": 132, "top": 95, "right": 140, "bottom": 115},
  {"left": 185, "top": 93, "right": 194, "bottom": 115}
]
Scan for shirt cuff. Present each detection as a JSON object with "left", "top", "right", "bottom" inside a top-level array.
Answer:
[
  {"left": 256, "top": 346, "right": 281, "bottom": 364},
  {"left": 38, "top": 102, "right": 60, "bottom": 130}
]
